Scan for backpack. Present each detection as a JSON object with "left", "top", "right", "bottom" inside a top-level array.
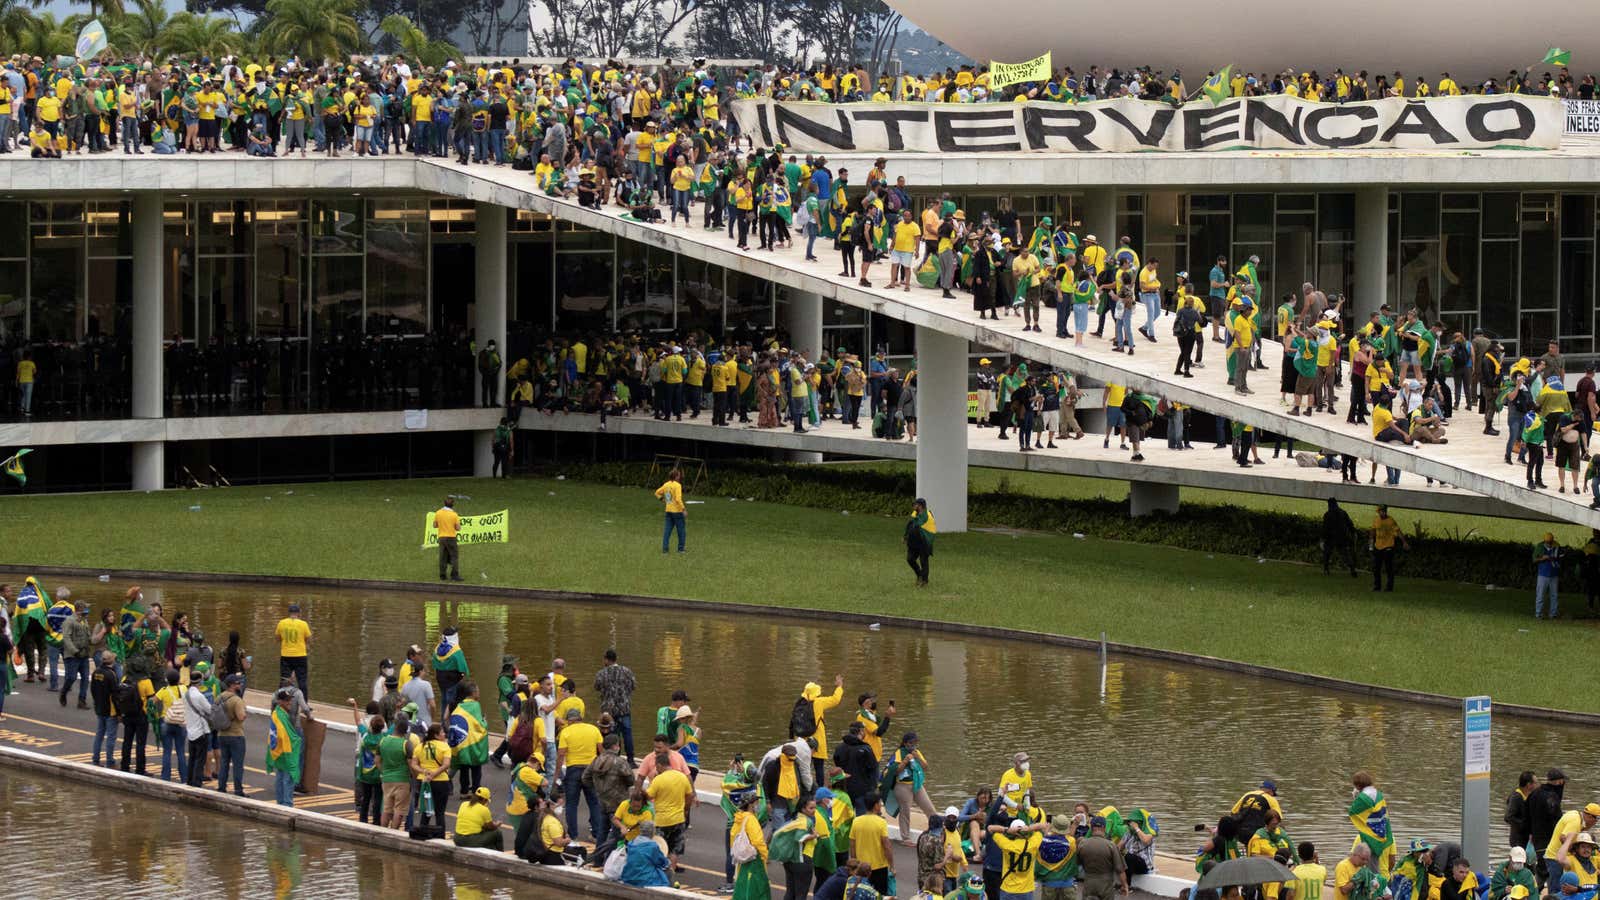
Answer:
[
  {"left": 205, "top": 690, "right": 234, "bottom": 732},
  {"left": 789, "top": 696, "right": 817, "bottom": 738},
  {"left": 161, "top": 688, "right": 186, "bottom": 727},
  {"left": 115, "top": 682, "right": 145, "bottom": 721},
  {"left": 507, "top": 718, "right": 534, "bottom": 764},
  {"left": 731, "top": 824, "right": 759, "bottom": 865}
]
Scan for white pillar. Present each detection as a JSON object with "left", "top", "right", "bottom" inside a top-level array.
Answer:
[
  {"left": 475, "top": 201, "right": 508, "bottom": 406},
  {"left": 1081, "top": 188, "right": 1116, "bottom": 250},
  {"left": 474, "top": 202, "right": 508, "bottom": 479},
  {"left": 784, "top": 289, "right": 823, "bottom": 361},
  {"left": 1355, "top": 187, "right": 1387, "bottom": 321},
  {"left": 914, "top": 325, "right": 968, "bottom": 533},
  {"left": 132, "top": 192, "right": 163, "bottom": 491},
  {"left": 1128, "top": 481, "right": 1180, "bottom": 517}
]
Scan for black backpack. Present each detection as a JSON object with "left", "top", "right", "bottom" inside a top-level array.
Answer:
[
  {"left": 788, "top": 696, "right": 817, "bottom": 738},
  {"left": 115, "top": 681, "right": 145, "bottom": 721}
]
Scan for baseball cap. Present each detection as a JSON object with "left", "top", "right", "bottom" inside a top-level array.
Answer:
[
  {"left": 1090, "top": 815, "right": 1107, "bottom": 827},
  {"left": 225, "top": 674, "right": 244, "bottom": 685},
  {"left": 1584, "top": 803, "right": 1600, "bottom": 817},
  {"left": 474, "top": 786, "right": 491, "bottom": 801},
  {"left": 1508, "top": 887, "right": 1530, "bottom": 900},
  {"left": 1052, "top": 814, "right": 1073, "bottom": 831},
  {"left": 943, "top": 806, "right": 960, "bottom": 818},
  {"left": 1511, "top": 847, "right": 1528, "bottom": 864},
  {"left": 287, "top": 603, "right": 300, "bottom": 612},
  {"left": 1261, "top": 780, "right": 1277, "bottom": 792},
  {"left": 402, "top": 702, "right": 420, "bottom": 716}
]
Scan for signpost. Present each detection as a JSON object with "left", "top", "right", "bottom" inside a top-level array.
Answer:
[{"left": 1463, "top": 696, "right": 1492, "bottom": 869}]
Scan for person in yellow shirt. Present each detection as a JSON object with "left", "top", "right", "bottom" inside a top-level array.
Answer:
[
  {"left": 274, "top": 602, "right": 311, "bottom": 695},
  {"left": 556, "top": 706, "right": 603, "bottom": 840},
  {"left": 669, "top": 158, "right": 694, "bottom": 225},
  {"left": 34, "top": 91, "right": 61, "bottom": 143},
  {"left": 454, "top": 786, "right": 504, "bottom": 849},
  {"left": 611, "top": 790, "right": 654, "bottom": 843},
  {"left": 412, "top": 721, "right": 453, "bottom": 829},
  {"left": 195, "top": 81, "right": 223, "bottom": 152},
  {"left": 990, "top": 819, "right": 1051, "bottom": 898},
  {"left": 997, "top": 752, "right": 1033, "bottom": 810},
  {"left": 654, "top": 467, "right": 686, "bottom": 553},
  {"left": 352, "top": 93, "right": 376, "bottom": 156},
  {"left": 684, "top": 349, "right": 706, "bottom": 418},
  {"left": 645, "top": 757, "right": 695, "bottom": 868},
  {"left": 16, "top": 349, "right": 36, "bottom": 412},
  {"left": 658, "top": 347, "right": 686, "bottom": 420},
  {"left": 1232, "top": 300, "right": 1257, "bottom": 396},
  {"left": 888, "top": 209, "right": 921, "bottom": 291},
  {"left": 1370, "top": 505, "right": 1409, "bottom": 591},
  {"left": 433, "top": 496, "right": 462, "bottom": 582},
  {"left": 850, "top": 794, "right": 894, "bottom": 891}
]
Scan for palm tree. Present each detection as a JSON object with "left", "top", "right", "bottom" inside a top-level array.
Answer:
[
  {"left": 159, "top": 11, "right": 243, "bottom": 58},
  {"left": 377, "top": 14, "right": 460, "bottom": 70},
  {"left": 113, "top": 0, "right": 166, "bottom": 57},
  {"left": 0, "top": 0, "right": 35, "bottom": 51},
  {"left": 18, "top": 12, "right": 77, "bottom": 58},
  {"left": 258, "top": 0, "right": 360, "bottom": 64}
]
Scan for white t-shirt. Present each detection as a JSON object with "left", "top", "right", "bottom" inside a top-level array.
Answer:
[{"left": 535, "top": 690, "right": 557, "bottom": 744}]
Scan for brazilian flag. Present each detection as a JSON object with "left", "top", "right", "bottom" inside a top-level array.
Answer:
[
  {"left": 434, "top": 633, "right": 470, "bottom": 675},
  {"left": 119, "top": 593, "right": 146, "bottom": 642},
  {"left": 1404, "top": 321, "right": 1436, "bottom": 369},
  {"left": 1347, "top": 787, "right": 1394, "bottom": 861},
  {"left": 266, "top": 704, "right": 303, "bottom": 777},
  {"left": 44, "top": 597, "right": 74, "bottom": 648},
  {"left": 2, "top": 448, "right": 29, "bottom": 486},
  {"left": 14, "top": 577, "right": 48, "bottom": 635},
  {"left": 447, "top": 698, "right": 490, "bottom": 767}
]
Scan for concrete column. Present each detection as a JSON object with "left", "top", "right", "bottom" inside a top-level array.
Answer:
[
  {"left": 475, "top": 201, "right": 508, "bottom": 406},
  {"left": 474, "top": 202, "right": 508, "bottom": 480},
  {"left": 1354, "top": 187, "right": 1388, "bottom": 321},
  {"left": 1128, "top": 481, "right": 1180, "bottom": 517},
  {"left": 914, "top": 325, "right": 968, "bottom": 533},
  {"left": 1081, "top": 188, "right": 1117, "bottom": 249},
  {"left": 784, "top": 289, "right": 823, "bottom": 360},
  {"left": 132, "top": 192, "right": 164, "bottom": 491}
]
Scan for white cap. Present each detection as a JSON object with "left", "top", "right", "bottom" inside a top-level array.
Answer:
[
  {"left": 943, "top": 806, "right": 960, "bottom": 818},
  {"left": 1511, "top": 846, "right": 1527, "bottom": 864},
  {"left": 1007, "top": 820, "right": 1025, "bottom": 833}
]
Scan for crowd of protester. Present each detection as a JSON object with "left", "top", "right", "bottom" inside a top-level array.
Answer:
[{"left": 9, "top": 575, "right": 1600, "bottom": 899}]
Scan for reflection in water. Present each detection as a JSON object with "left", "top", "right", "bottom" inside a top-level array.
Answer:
[
  {"left": 29, "top": 574, "right": 1590, "bottom": 855},
  {"left": 0, "top": 769, "right": 558, "bottom": 899}
]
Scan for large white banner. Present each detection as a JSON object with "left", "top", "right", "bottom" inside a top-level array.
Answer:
[
  {"left": 730, "top": 95, "right": 1563, "bottom": 153},
  {"left": 1565, "top": 99, "right": 1600, "bottom": 134}
]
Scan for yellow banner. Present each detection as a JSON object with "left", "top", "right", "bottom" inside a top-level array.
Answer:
[
  {"left": 422, "top": 509, "right": 510, "bottom": 548},
  {"left": 989, "top": 52, "right": 1051, "bottom": 89}
]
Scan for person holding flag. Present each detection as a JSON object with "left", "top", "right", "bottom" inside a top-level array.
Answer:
[
  {"left": 2, "top": 448, "right": 31, "bottom": 487},
  {"left": 433, "top": 626, "right": 470, "bottom": 715},
  {"left": 449, "top": 679, "right": 491, "bottom": 795},
  {"left": 13, "top": 576, "right": 50, "bottom": 684},
  {"left": 43, "top": 586, "right": 75, "bottom": 691},
  {"left": 1348, "top": 770, "right": 1396, "bottom": 876},
  {"left": 905, "top": 498, "right": 936, "bottom": 587},
  {"left": 266, "top": 686, "right": 304, "bottom": 807}
]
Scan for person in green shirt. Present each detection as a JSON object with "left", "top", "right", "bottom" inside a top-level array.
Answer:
[
  {"left": 348, "top": 702, "right": 385, "bottom": 824},
  {"left": 377, "top": 710, "right": 415, "bottom": 829},
  {"left": 492, "top": 417, "right": 514, "bottom": 479},
  {"left": 905, "top": 498, "right": 936, "bottom": 587}
]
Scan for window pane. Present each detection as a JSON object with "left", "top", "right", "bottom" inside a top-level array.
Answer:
[
  {"left": 311, "top": 198, "right": 363, "bottom": 255},
  {"left": 1400, "top": 193, "right": 1439, "bottom": 240},
  {"left": 366, "top": 203, "right": 426, "bottom": 336},
  {"left": 86, "top": 200, "right": 132, "bottom": 257},
  {"left": 1439, "top": 211, "right": 1479, "bottom": 313},
  {"left": 86, "top": 257, "right": 132, "bottom": 339},
  {"left": 30, "top": 236, "right": 81, "bottom": 341},
  {"left": 555, "top": 252, "right": 613, "bottom": 332},
  {"left": 1520, "top": 309, "right": 1557, "bottom": 348},
  {"left": 1316, "top": 243, "right": 1354, "bottom": 312},
  {"left": 1188, "top": 212, "right": 1231, "bottom": 286},
  {"left": 1480, "top": 243, "right": 1518, "bottom": 343},
  {"left": 725, "top": 269, "right": 773, "bottom": 337},
  {"left": 1145, "top": 192, "right": 1186, "bottom": 248},
  {"left": 1521, "top": 197, "right": 1557, "bottom": 309},
  {"left": 311, "top": 254, "right": 363, "bottom": 338},
  {"left": 1560, "top": 239, "right": 1594, "bottom": 337},
  {"left": 197, "top": 200, "right": 253, "bottom": 256},
  {"left": 513, "top": 240, "right": 552, "bottom": 327},
  {"left": 1482, "top": 193, "right": 1519, "bottom": 238},
  {"left": 197, "top": 255, "right": 250, "bottom": 340},
  {"left": 164, "top": 211, "right": 195, "bottom": 341},
  {"left": 0, "top": 201, "right": 26, "bottom": 252},
  {"left": 256, "top": 229, "right": 303, "bottom": 338},
  {"left": 1563, "top": 195, "right": 1595, "bottom": 239},
  {"left": 0, "top": 260, "right": 25, "bottom": 342},
  {"left": 1278, "top": 194, "right": 1315, "bottom": 212},
  {"left": 1318, "top": 193, "right": 1354, "bottom": 242},
  {"left": 1232, "top": 194, "right": 1273, "bottom": 244},
  {"left": 617, "top": 243, "right": 674, "bottom": 331},
  {"left": 1275, "top": 212, "right": 1313, "bottom": 306},
  {"left": 1398, "top": 241, "right": 1439, "bottom": 320},
  {"left": 678, "top": 259, "right": 724, "bottom": 335},
  {"left": 1190, "top": 194, "right": 1229, "bottom": 212}
]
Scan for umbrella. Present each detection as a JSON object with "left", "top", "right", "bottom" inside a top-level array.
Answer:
[{"left": 1196, "top": 856, "right": 1296, "bottom": 890}]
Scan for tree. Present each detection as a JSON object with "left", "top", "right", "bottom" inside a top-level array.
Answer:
[
  {"left": 18, "top": 12, "right": 78, "bottom": 58},
  {"left": 683, "top": 0, "right": 798, "bottom": 63},
  {"left": 0, "top": 0, "right": 36, "bottom": 51},
  {"left": 258, "top": 0, "right": 361, "bottom": 63},
  {"left": 460, "top": 0, "right": 525, "bottom": 57},
  {"left": 160, "top": 11, "right": 244, "bottom": 57},
  {"left": 362, "top": 0, "right": 465, "bottom": 54},
  {"left": 111, "top": 0, "right": 167, "bottom": 57},
  {"left": 377, "top": 14, "right": 459, "bottom": 69}
]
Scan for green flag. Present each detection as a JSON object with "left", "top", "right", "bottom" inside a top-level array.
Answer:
[
  {"left": 3, "top": 448, "right": 30, "bottom": 486},
  {"left": 74, "top": 19, "right": 107, "bottom": 60},
  {"left": 1203, "top": 65, "right": 1233, "bottom": 106},
  {"left": 1544, "top": 47, "right": 1572, "bottom": 67}
]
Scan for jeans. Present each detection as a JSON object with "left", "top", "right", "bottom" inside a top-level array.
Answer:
[
  {"left": 1056, "top": 296, "right": 1072, "bottom": 337},
  {"left": 488, "top": 128, "right": 505, "bottom": 163},
  {"left": 564, "top": 765, "right": 601, "bottom": 841},
  {"left": 472, "top": 130, "right": 488, "bottom": 162},
  {"left": 275, "top": 768, "right": 296, "bottom": 806},
  {"left": 217, "top": 735, "right": 245, "bottom": 794},
  {"left": 19, "top": 381, "right": 31, "bottom": 414},
  {"left": 671, "top": 188, "right": 690, "bottom": 223},
  {"left": 46, "top": 644, "right": 60, "bottom": 688},
  {"left": 1536, "top": 575, "right": 1560, "bottom": 618},
  {"left": 61, "top": 656, "right": 89, "bottom": 700},
  {"left": 1073, "top": 302, "right": 1089, "bottom": 334},
  {"left": 1372, "top": 548, "right": 1397, "bottom": 591},
  {"left": 1115, "top": 311, "right": 1134, "bottom": 348},
  {"left": 662, "top": 512, "right": 686, "bottom": 552},
  {"left": 161, "top": 721, "right": 188, "bottom": 781},
  {"left": 412, "top": 121, "right": 430, "bottom": 155},
  {"left": 120, "top": 719, "right": 148, "bottom": 774},
  {"left": 187, "top": 734, "right": 210, "bottom": 786},
  {"left": 805, "top": 221, "right": 818, "bottom": 258},
  {"left": 0, "top": 113, "right": 10, "bottom": 149},
  {"left": 121, "top": 116, "right": 139, "bottom": 151},
  {"left": 94, "top": 714, "right": 118, "bottom": 765},
  {"left": 790, "top": 395, "right": 806, "bottom": 432},
  {"left": 1140, "top": 291, "right": 1162, "bottom": 336},
  {"left": 615, "top": 713, "right": 635, "bottom": 762}
]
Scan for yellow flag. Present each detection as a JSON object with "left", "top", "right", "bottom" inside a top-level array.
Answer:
[{"left": 989, "top": 52, "right": 1052, "bottom": 90}]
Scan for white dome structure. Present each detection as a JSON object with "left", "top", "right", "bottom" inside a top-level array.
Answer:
[{"left": 885, "top": 1, "right": 1594, "bottom": 81}]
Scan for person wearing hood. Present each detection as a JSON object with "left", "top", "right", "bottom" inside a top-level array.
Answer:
[
  {"left": 791, "top": 675, "right": 843, "bottom": 787},
  {"left": 833, "top": 720, "right": 879, "bottom": 812}
]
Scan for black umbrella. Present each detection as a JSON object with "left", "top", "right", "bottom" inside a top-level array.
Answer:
[{"left": 1196, "top": 856, "right": 1297, "bottom": 890}]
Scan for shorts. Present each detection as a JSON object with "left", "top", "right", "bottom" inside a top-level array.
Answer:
[
  {"left": 1042, "top": 409, "right": 1061, "bottom": 432},
  {"left": 1106, "top": 407, "right": 1126, "bottom": 429},
  {"left": 660, "top": 822, "right": 686, "bottom": 855},
  {"left": 382, "top": 780, "right": 411, "bottom": 811},
  {"left": 1400, "top": 349, "right": 1421, "bottom": 366},
  {"left": 1207, "top": 295, "right": 1226, "bottom": 319},
  {"left": 198, "top": 118, "right": 218, "bottom": 139},
  {"left": 1295, "top": 374, "right": 1317, "bottom": 394},
  {"left": 892, "top": 250, "right": 916, "bottom": 267},
  {"left": 1557, "top": 440, "right": 1580, "bottom": 470},
  {"left": 354, "top": 124, "right": 373, "bottom": 142}
]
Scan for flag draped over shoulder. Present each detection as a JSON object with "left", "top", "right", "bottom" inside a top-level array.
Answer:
[
  {"left": 434, "top": 634, "right": 469, "bottom": 674},
  {"left": 1347, "top": 787, "right": 1394, "bottom": 859},
  {"left": 14, "top": 577, "right": 48, "bottom": 633},
  {"left": 1405, "top": 322, "right": 1436, "bottom": 368},
  {"left": 266, "top": 705, "right": 303, "bottom": 776},
  {"left": 448, "top": 698, "right": 490, "bottom": 766},
  {"left": 119, "top": 593, "right": 146, "bottom": 643},
  {"left": 44, "top": 597, "right": 74, "bottom": 648}
]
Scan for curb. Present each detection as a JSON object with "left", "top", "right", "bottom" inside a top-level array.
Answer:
[
  {"left": 0, "top": 744, "right": 700, "bottom": 898},
  {"left": 9, "top": 562, "right": 1596, "bottom": 727}
]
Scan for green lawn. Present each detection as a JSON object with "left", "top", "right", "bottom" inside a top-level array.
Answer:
[
  {"left": 2, "top": 476, "right": 1587, "bottom": 710},
  {"left": 852, "top": 460, "right": 1589, "bottom": 546}
]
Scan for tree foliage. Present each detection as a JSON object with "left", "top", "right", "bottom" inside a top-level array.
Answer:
[
  {"left": 257, "top": 0, "right": 361, "bottom": 63},
  {"left": 377, "top": 13, "right": 459, "bottom": 69}
]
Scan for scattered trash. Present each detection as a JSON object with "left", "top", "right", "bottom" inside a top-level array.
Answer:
[
  {"left": 283, "top": 490, "right": 293, "bottom": 495},
  {"left": 384, "top": 498, "right": 391, "bottom": 502},
  {"left": 867, "top": 623, "right": 881, "bottom": 631},
  {"left": 556, "top": 475, "right": 566, "bottom": 481},
  {"left": 728, "top": 497, "right": 738, "bottom": 502},
  {"left": 97, "top": 575, "right": 110, "bottom": 583},
  {"left": 745, "top": 497, "right": 754, "bottom": 502},
  {"left": 264, "top": 497, "right": 271, "bottom": 501},
  {"left": 1072, "top": 532, "right": 1085, "bottom": 539},
  {"left": 1486, "top": 584, "right": 1497, "bottom": 591},
  {"left": 480, "top": 572, "right": 489, "bottom": 581},
  {"left": 1256, "top": 558, "right": 1266, "bottom": 564},
  {"left": 686, "top": 500, "right": 705, "bottom": 504},
  {"left": 188, "top": 505, "right": 202, "bottom": 512},
  {"left": 841, "top": 510, "right": 850, "bottom": 516},
  {"left": 1517, "top": 628, "right": 1530, "bottom": 633},
  {"left": 548, "top": 491, "right": 556, "bottom": 496}
]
